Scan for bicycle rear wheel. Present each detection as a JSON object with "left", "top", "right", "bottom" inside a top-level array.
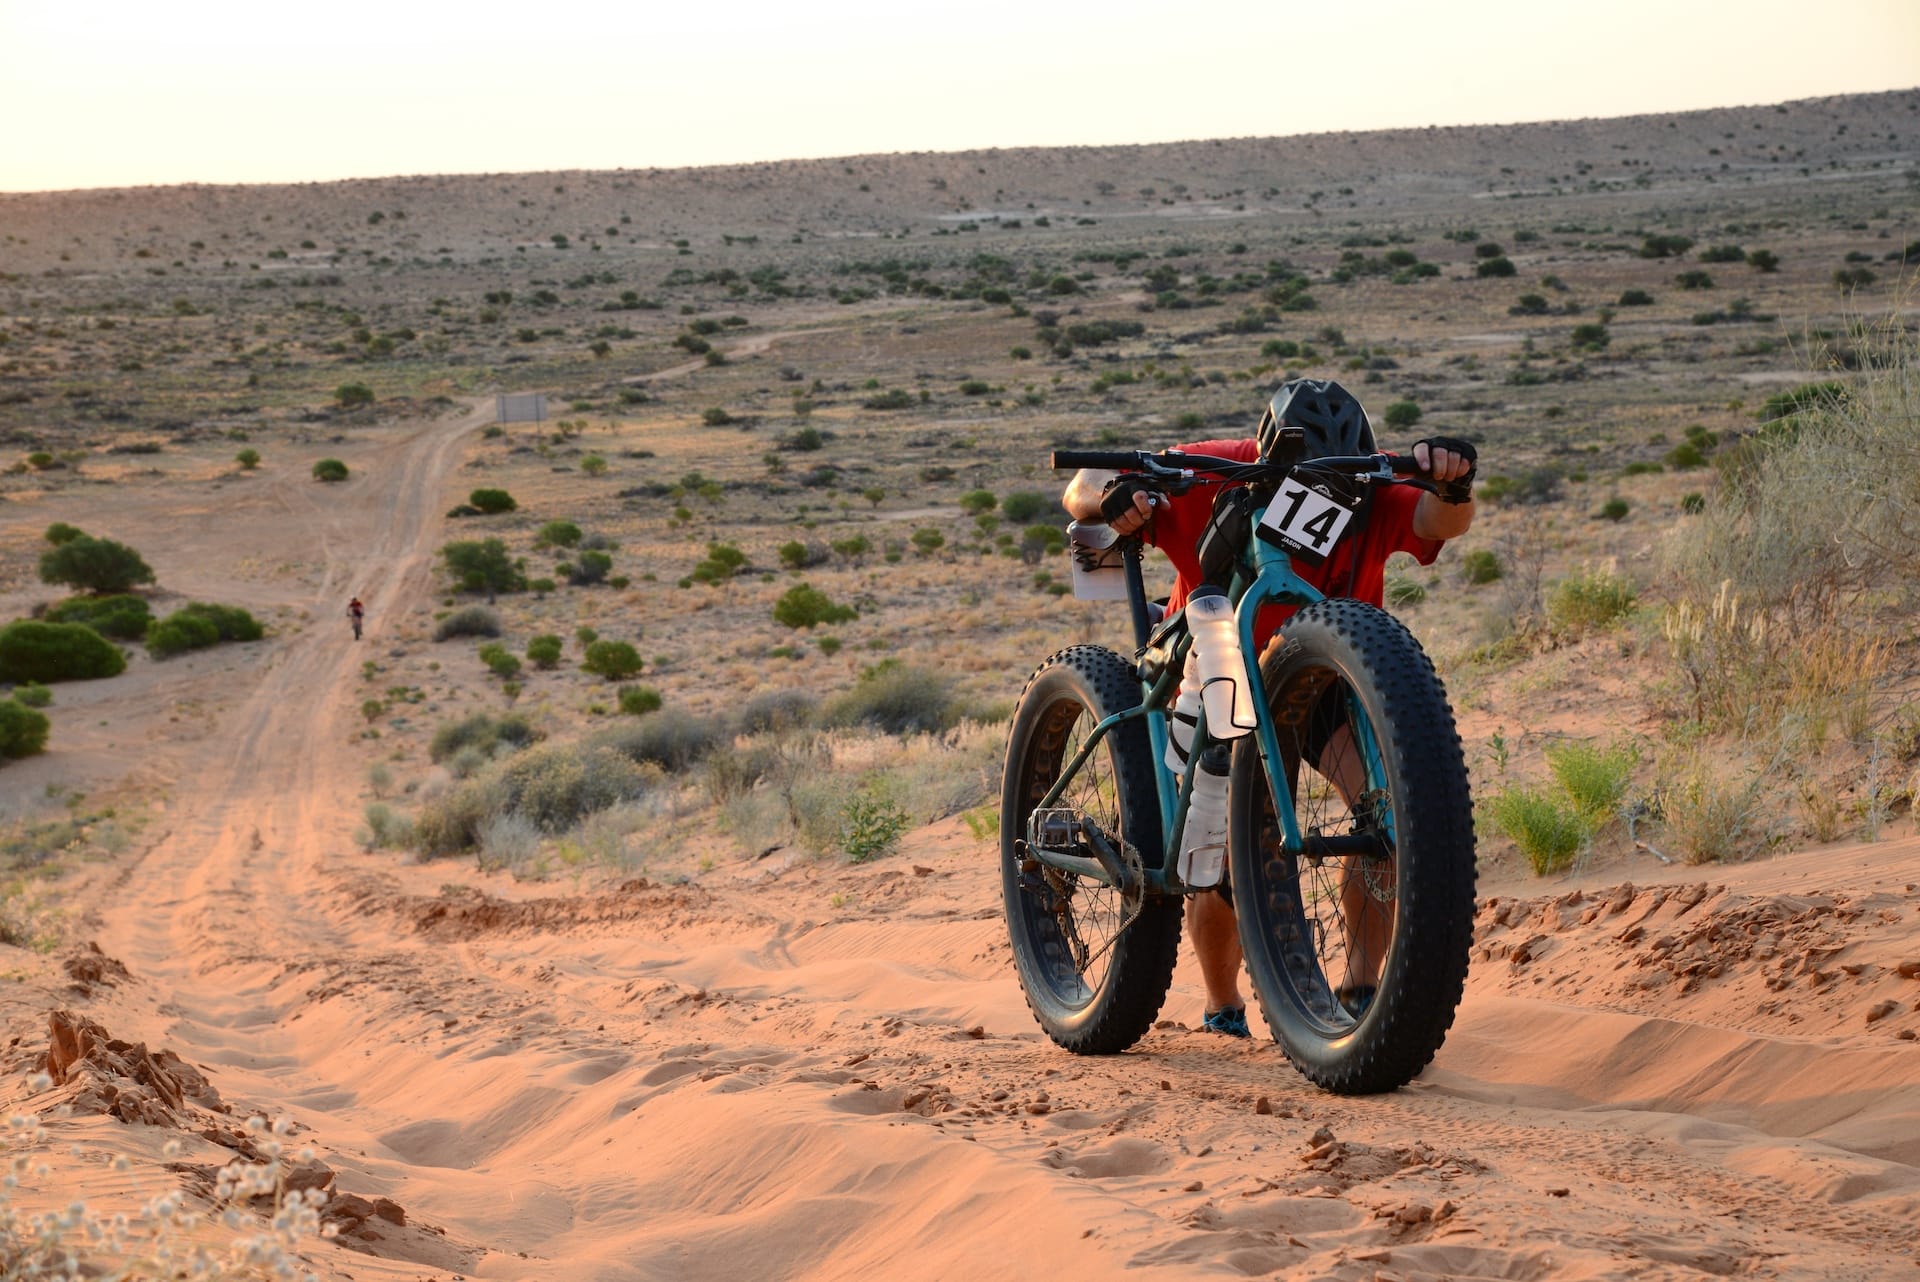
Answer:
[
  {"left": 1001, "top": 645, "right": 1182, "bottom": 1054},
  {"left": 1229, "top": 599, "right": 1475, "bottom": 1093}
]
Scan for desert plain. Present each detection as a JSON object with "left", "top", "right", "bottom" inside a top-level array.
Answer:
[{"left": 0, "top": 89, "right": 1918, "bottom": 1279}]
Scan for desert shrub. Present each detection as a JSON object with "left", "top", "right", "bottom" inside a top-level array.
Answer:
[
  {"left": 1474, "top": 256, "right": 1516, "bottom": 278},
  {"left": 1476, "top": 467, "right": 1562, "bottom": 506},
  {"left": 958, "top": 489, "right": 998, "bottom": 515},
  {"left": 861, "top": 388, "right": 915, "bottom": 411},
  {"left": 1460, "top": 549, "right": 1502, "bottom": 584},
  {"left": 145, "top": 603, "right": 262, "bottom": 658},
  {"left": 581, "top": 639, "right": 643, "bottom": 680},
  {"left": 497, "top": 742, "right": 648, "bottom": 831},
  {"left": 469, "top": 488, "right": 517, "bottom": 514},
  {"left": 1833, "top": 267, "right": 1876, "bottom": 291},
  {"left": 1745, "top": 249, "right": 1779, "bottom": 272},
  {"left": 12, "top": 682, "right": 51, "bottom": 708},
  {"left": 361, "top": 802, "right": 413, "bottom": 851},
  {"left": 43, "top": 594, "right": 152, "bottom": 640},
  {"left": 1639, "top": 234, "right": 1693, "bottom": 258},
  {"left": 773, "top": 584, "right": 856, "bottom": 629},
  {"left": 580, "top": 454, "right": 608, "bottom": 476},
  {"left": 1618, "top": 289, "right": 1654, "bottom": 306},
  {"left": 526, "top": 634, "right": 563, "bottom": 668},
  {"left": 1674, "top": 270, "right": 1714, "bottom": 290},
  {"left": 738, "top": 688, "right": 816, "bottom": 733},
  {"left": 999, "top": 490, "right": 1056, "bottom": 523},
  {"left": 842, "top": 784, "right": 912, "bottom": 862},
  {"left": 535, "top": 520, "right": 583, "bottom": 549},
  {"left": 334, "top": 383, "right": 374, "bottom": 407},
  {"left": 145, "top": 613, "right": 219, "bottom": 659},
  {"left": 1698, "top": 244, "right": 1746, "bottom": 264},
  {"left": 1381, "top": 400, "right": 1421, "bottom": 429},
  {"left": 1660, "top": 751, "right": 1763, "bottom": 864},
  {"left": 428, "top": 710, "right": 538, "bottom": 763},
  {"left": 235, "top": 448, "right": 261, "bottom": 469},
  {"left": 569, "top": 549, "right": 613, "bottom": 586},
  {"left": 618, "top": 685, "right": 663, "bottom": 716},
  {"left": 0, "top": 620, "right": 126, "bottom": 683},
  {"left": 477, "top": 643, "right": 521, "bottom": 679},
  {"left": 0, "top": 698, "right": 50, "bottom": 759},
  {"left": 1570, "top": 323, "right": 1610, "bottom": 351},
  {"left": 823, "top": 662, "right": 957, "bottom": 735},
  {"left": 39, "top": 536, "right": 155, "bottom": 594},
  {"left": 43, "top": 523, "right": 85, "bottom": 547},
  {"left": 1598, "top": 497, "right": 1630, "bottom": 522},
  {"left": 1544, "top": 738, "right": 1638, "bottom": 822},
  {"left": 1383, "top": 574, "right": 1426, "bottom": 607},
  {"left": 312, "top": 458, "right": 349, "bottom": 482},
  {"left": 593, "top": 713, "right": 723, "bottom": 772},
  {"left": 1546, "top": 565, "right": 1636, "bottom": 635},
  {"left": 691, "top": 543, "right": 747, "bottom": 584},
  {"left": 433, "top": 605, "right": 501, "bottom": 640},
  {"left": 1486, "top": 787, "right": 1588, "bottom": 875},
  {"left": 441, "top": 539, "right": 526, "bottom": 597},
  {"left": 1681, "top": 492, "right": 1706, "bottom": 514}
]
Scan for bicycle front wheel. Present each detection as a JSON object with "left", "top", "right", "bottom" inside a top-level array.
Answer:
[
  {"left": 1000, "top": 645, "right": 1182, "bottom": 1054},
  {"left": 1230, "top": 599, "right": 1476, "bottom": 1094}
]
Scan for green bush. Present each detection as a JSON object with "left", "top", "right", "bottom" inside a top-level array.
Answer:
[
  {"left": 477, "top": 643, "right": 522, "bottom": 679},
  {"left": 1598, "top": 497, "right": 1630, "bottom": 522},
  {"left": 1544, "top": 738, "right": 1638, "bottom": 822},
  {"left": 39, "top": 537, "right": 155, "bottom": 595},
  {"left": 842, "top": 787, "right": 912, "bottom": 862},
  {"left": 178, "top": 602, "right": 262, "bottom": 642},
  {"left": 1475, "top": 256, "right": 1516, "bottom": 278},
  {"left": 334, "top": 383, "right": 374, "bottom": 407},
  {"left": 235, "top": 448, "right": 261, "bottom": 469},
  {"left": 12, "top": 682, "right": 51, "bottom": 709},
  {"left": 1617, "top": 289, "right": 1654, "bottom": 306},
  {"left": 581, "top": 639, "right": 643, "bottom": 681},
  {"left": 0, "top": 621, "right": 127, "bottom": 683},
  {"left": 428, "top": 711, "right": 538, "bottom": 763},
  {"left": 1382, "top": 401, "right": 1421, "bottom": 429},
  {"left": 535, "top": 520, "right": 583, "bottom": 549},
  {"left": 312, "top": 458, "right": 349, "bottom": 482},
  {"left": 738, "top": 688, "right": 815, "bottom": 732},
  {"left": 618, "top": 685, "right": 663, "bottom": 716},
  {"left": 1486, "top": 787, "right": 1588, "bottom": 875},
  {"left": 1674, "top": 270, "right": 1714, "bottom": 290},
  {"left": 958, "top": 489, "right": 998, "bottom": 516},
  {"left": 469, "top": 488, "right": 517, "bottom": 514},
  {"left": 999, "top": 491, "right": 1056, "bottom": 523},
  {"left": 441, "top": 539, "right": 526, "bottom": 597},
  {"left": 1547, "top": 566, "right": 1636, "bottom": 635},
  {"left": 570, "top": 549, "right": 613, "bottom": 586},
  {"left": 774, "top": 584, "right": 857, "bottom": 629},
  {"left": 823, "top": 662, "right": 956, "bottom": 735},
  {"left": 43, "top": 594, "right": 151, "bottom": 640},
  {"left": 1745, "top": 249, "right": 1779, "bottom": 272},
  {"left": 1639, "top": 234, "right": 1693, "bottom": 259},
  {"left": 777, "top": 541, "right": 809, "bottom": 570},
  {"left": 43, "top": 523, "right": 85, "bottom": 547},
  {"left": 1460, "top": 549, "right": 1502, "bottom": 584},
  {"left": 1383, "top": 574, "right": 1426, "bottom": 607},
  {"left": 433, "top": 605, "right": 501, "bottom": 640},
  {"left": 0, "top": 698, "right": 50, "bottom": 760},
  {"left": 145, "top": 613, "right": 219, "bottom": 659},
  {"left": 526, "top": 634, "right": 563, "bottom": 668}
]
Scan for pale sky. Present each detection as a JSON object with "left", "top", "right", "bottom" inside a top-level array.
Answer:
[{"left": 2, "top": 0, "right": 1915, "bottom": 193}]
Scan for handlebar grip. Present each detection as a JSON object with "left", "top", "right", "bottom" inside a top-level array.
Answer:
[
  {"left": 1388, "top": 453, "right": 1427, "bottom": 476},
  {"left": 1051, "top": 449, "right": 1142, "bottom": 471}
]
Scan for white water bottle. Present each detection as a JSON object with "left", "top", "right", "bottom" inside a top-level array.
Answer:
[
  {"left": 1177, "top": 755, "right": 1230, "bottom": 888},
  {"left": 1185, "top": 587, "right": 1255, "bottom": 739}
]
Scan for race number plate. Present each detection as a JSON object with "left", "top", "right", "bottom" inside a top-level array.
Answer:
[{"left": 1255, "top": 477, "right": 1362, "bottom": 563}]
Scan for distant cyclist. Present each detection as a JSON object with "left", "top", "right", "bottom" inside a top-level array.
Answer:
[{"left": 347, "top": 597, "right": 366, "bottom": 641}]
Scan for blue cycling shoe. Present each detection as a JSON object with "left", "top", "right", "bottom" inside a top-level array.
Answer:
[{"left": 1201, "top": 1006, "right": 1251, "bottom": 1038}]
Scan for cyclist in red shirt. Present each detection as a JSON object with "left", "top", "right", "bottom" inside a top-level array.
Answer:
[{"left": 1063, "top": 379, "right": 1477, "bottom": 1037}]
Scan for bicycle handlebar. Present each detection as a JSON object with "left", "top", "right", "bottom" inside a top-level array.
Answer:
[{"left": 1052, "top": 447, "right": 1432, "bottom": 484}]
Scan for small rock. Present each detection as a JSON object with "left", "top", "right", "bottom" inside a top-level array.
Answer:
[
  {"left": 1254, "top": 1096, "right": 1273, "bottom": 1115},
  {"left": 1309, "top": 1125, "right": 1336, "bottom": 1146},
  {"left": 1547, "top": 1187, "right": 1569, "bottom": 1197},
  {"left": 1183, "top": 1180, "right": 1203, "bottom": 1192},
  {"left": 1896, "top": 960, "right": 1920, "bottom": 979},
  {"left": 1866, "top": 1000, "right": 1900, "bottom": 1025}
]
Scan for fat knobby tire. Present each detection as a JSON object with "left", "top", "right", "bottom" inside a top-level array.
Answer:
[
  {"left": 1001, "top": 644, "right": 1182, "bottom": 1054},
  {"left": 1230, "top": 599, "right": 1476, "bottom": 1094}
]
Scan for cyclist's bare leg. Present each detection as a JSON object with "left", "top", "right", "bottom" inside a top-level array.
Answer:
[
  {"left": 1187, "top": 891, "right": 1246, "bottom": 1014},
  {"left": 1317, "top": 722, "right": 1395, "bottom": 993}
]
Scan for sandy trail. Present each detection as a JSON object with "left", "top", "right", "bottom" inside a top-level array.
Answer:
[{"left": 21, "top": 401, "right": 1920, "bottom": 1279}]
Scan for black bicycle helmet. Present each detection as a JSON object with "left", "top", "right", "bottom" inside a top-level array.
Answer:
[{"left": 1256, "top": 378, "right": 1375, "bottom": 463}]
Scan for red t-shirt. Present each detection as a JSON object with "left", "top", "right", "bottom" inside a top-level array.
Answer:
[{"left": 1144, "top": 438, "right": 1442, "bottom": 648}]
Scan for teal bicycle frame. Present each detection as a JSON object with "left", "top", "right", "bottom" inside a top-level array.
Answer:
[{"left": 1028, "top": 507, "right": 1392, "bottom": 896}]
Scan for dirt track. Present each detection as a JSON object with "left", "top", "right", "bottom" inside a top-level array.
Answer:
[{"left": 15, "top": 403, "right": 1920, "bottom": 1280}]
